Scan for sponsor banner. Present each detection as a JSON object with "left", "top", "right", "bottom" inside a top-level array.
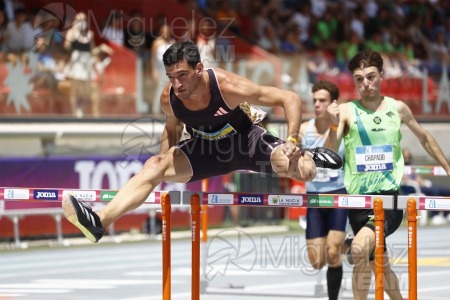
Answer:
[
  {"left": 0, "top": 156, "right": 223, "bottom": 210},
  {"left": 33, "top": 189, "right": 58, "bottom": 200},
  {"left": 238, "top": 194, "right": 264, "bottom": 205},
  {"left": 63, "top": 190, "right": 97, "bottom": 202},
  {"left": 268, "top": 195, "right": 302, "bottom": 206},
  {"left": 208, "top": 194, "right": 234, "bottom": 205},
  {"left": 424, "top": 198, "right": 450, "bottom": 210},
  {"left": 307, "top": 195, "right": 334, "bottom": 207},
  {"left": 4, "top": 188, "right": 30, "bottom": 200},
  {"left": 100, "top": 191, "right": 118, "bottom": 202},
  {"left": 338, "top": 196, "right": 366, "bottom": 208}
]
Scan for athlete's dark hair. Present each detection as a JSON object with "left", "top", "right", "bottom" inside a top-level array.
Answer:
[
  {"left": 311, "top": 80, "right": 339, "bottom": 101},
  {"left": 348, "top": 50, "right": 383, "bottom": 73},
  {"left": 162, "top": 41, "right": 201, "bottom": 69}
]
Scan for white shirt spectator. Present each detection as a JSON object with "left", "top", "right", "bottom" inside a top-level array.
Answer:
[{"left": 5, "top": 20, "right": 34, "bottom": 52}]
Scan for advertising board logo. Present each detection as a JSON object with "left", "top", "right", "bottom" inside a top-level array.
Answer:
[
  {"left": 208, "top": 194, "right": 234, "bottom": 205},
  {"left": 338, "top": 196, "right": 366, "bottom": 208},
  {"left": 268, "top": 195, "right": 302, "bottom": 206},
  {"left": 4, "top": 189, "right": 30, "bottom": 200},
  {"left": 238, "top": 194, "right": 264, "bottom": 205},
  {"left": 425, "top": 198, "right": 450, "bottom": 210},
  {"left": 63, "top": 190, "right": 97, "bottom": 202},
  {"left": 34, "top": 189, "right": 58, "bottom": 200},
  {"left": 307, "top": 195, "right": 334, "bottom": 207},
  {"left": 100, "top": 191, "right": 118, "bottom": 202}
]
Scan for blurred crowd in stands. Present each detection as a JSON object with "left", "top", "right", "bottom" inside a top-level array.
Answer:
[
  {"left": 0, "top": 0, "right": 448, "bottom": 116},
  {"left": 196, "top": 0, "right": 449, "bottom": 80}
]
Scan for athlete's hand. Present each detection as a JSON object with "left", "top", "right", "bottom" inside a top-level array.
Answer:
[
  {"left": 282, "top": 141, "right": 302, "bottom": 161},
  {"left": 327, "top": 100, "right": 340, "bottom": 126}
]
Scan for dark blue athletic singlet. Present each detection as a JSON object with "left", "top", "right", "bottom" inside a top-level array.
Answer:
[{"left": 169, "top": 69, "right": 284, "bottom": 182}]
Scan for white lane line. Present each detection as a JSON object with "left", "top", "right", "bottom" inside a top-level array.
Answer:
[{"left": 0, "top": 289, "right": 70, "bottom": 294}]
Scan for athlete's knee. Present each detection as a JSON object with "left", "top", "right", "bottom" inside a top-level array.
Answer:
[
  {"left": 350, "top": 243, "right": 369, "bottom": 265},
  {"left": 308, "top": 249, "right": 325, "bottom": 270},
  {"left": 326, "top": 246, "right": 341, "bottom": 267}
]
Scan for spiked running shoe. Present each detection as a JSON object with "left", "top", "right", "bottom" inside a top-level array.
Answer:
[
  {"left": 303, "top": 147, "right": 343, "bottom": 169},
  {"left": 62, "top": 194, "right": 105, "bottom": 243}
]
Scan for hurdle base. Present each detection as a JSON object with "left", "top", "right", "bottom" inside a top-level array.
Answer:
[{"left": 200, "top": 280, "right": 209, "bottom": 294}]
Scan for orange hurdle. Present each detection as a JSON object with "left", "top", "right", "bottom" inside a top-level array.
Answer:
[
  {"left": 161, "top": 193, "right": 171, "bottom": 300},
  {"left": 191, "top": 193, "right": 201, "bottom": 300},
  {"left": 373, "top": 198, "right": 385, "bottom": 300},
  {"left": 407, "top": 198, "right": 417, "bottom": 300}
]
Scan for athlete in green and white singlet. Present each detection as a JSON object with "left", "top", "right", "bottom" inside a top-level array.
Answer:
[{"left": 343, "top": 96, "right": 404, "bottom": 195}]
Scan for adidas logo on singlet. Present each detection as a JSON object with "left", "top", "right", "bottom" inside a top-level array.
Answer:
[{"left": 214, "top": 107, "right": 228, "bottom": 116}]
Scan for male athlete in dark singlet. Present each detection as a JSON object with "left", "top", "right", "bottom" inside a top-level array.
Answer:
[{"left": 62, "top": 41, "right": 342, "bottom": 243}]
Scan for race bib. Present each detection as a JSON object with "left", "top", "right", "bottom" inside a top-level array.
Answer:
[{"left": 356, "top": 145, "right": 393, "bottom": 172}]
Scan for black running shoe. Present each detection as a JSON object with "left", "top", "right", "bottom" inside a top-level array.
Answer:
[
  {"left": 62, "top": 194, "right": 105, "bottom": 243},
  {"left": 303, "top": 147, "right": 343, "bottom": 169}
]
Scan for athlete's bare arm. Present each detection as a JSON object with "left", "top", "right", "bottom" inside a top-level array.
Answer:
[
  {"left": 325, "top": 101, "right": 349, "bottom": 152},
  {"left": 159, "top": 84, "right": 183, "bottom": 154},
  {"left": 214, "top": 68, "right": 302, "bottom": 139},
  {"left": 397, "top": 100, "right": 450, "bottom": 175}
]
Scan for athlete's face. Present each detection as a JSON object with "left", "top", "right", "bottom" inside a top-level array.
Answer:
[
  {"left": 165, "top": 60, "right": 202, "bottom": 99},
  {"left": 352, "top": 66, "right": 382, "bottom": 99},
  {"left": 312, "top": 89, "right": 332, "bottom": 119}
]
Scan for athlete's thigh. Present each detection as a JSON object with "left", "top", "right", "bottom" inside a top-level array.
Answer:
[
  {"left": 353, "top": 226, "right": 375, "bottom": 253},
  {"left": 306, "top": 208, "right": 327, "bottom": 239},
  {"left": 160, "top": 146, "right": 194, "bottom": 183}
]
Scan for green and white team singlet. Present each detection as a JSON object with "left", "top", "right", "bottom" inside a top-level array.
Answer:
[{"left": 343, "top": 97, "right": 404, "bottom": 195}]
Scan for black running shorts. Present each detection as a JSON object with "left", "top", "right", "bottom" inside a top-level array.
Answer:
[{"left": 176, "top": 125, "right": 284, "bottom": 182}]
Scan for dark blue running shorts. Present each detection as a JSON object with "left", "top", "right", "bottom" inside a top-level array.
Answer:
[{"left": 306, "top": 188, "right": 348, "bottom": 239}]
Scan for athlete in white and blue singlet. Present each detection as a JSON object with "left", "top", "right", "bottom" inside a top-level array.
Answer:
[{"left": 299, "top": 81, "right": 347, "bottom": 300}]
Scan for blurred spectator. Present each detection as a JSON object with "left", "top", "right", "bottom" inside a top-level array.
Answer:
[
  {"left": 28, "top": 8, "right": 43, "bottom": 42},
  {"left": 251, "top": 3, "right": 271, "bottom": 43},
  {"left": 124, "top": 10, "right": 153, "bottom": 67},
  {"left": 31, "top": 36, "right": 65, "bottom": 90},
  {"left": 280, "top": 23, "right": 303, "bottom": 54},
  {"left": 311, "top": 9, "right": 339, "bottom": 52},
  {"left": 426, "top": 29, "right": 449, "bottom": 79},
  {"left": 103, "top": 10, "right": 124, "bottom": 46},
  {"left": 336, "top": 30, "right": 362, "bottom": 70},
  {"left": 257, "top": 24, "right": 280, "bottom": 54},
  {"left": 0, "top": 9, "right": 7, "bottom": 51},
  {"left": 196, "top": 18, "right": 217, "bottom": 68},
  {"left": 214, "top": 0, "right": 240, "bottom": 35},
  {"left": 365, "top": 5, "right": 392, "bottom": 41},
  {"left": 235, "top": 0, "right": 251, "bottom": 39},
  {"left": 150, "top": 24, "right": 175, "bottom": 114},
  {"left": 364, "top": 30, "right": 392, "bottom": 54},
  {"left": 4, "top": 7, "right": 34, "bottom": 53},
  {"left": 64, "top": 12, "right": 98, "bottom": 117},
  {"left": 349, "top": 7, "right": 366, "bottom": 40},
  {"left": 289, "top": 2, "right": 313, "bottom": 49},
  {"left": 306, "top": 50, "right": 339, "bottom": 82},
  {"left": 177, "top": 18, "right": 196, "bottom": 42},
  {"left": 404, "top": 11, "right": 430, "bottom": 60}
]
